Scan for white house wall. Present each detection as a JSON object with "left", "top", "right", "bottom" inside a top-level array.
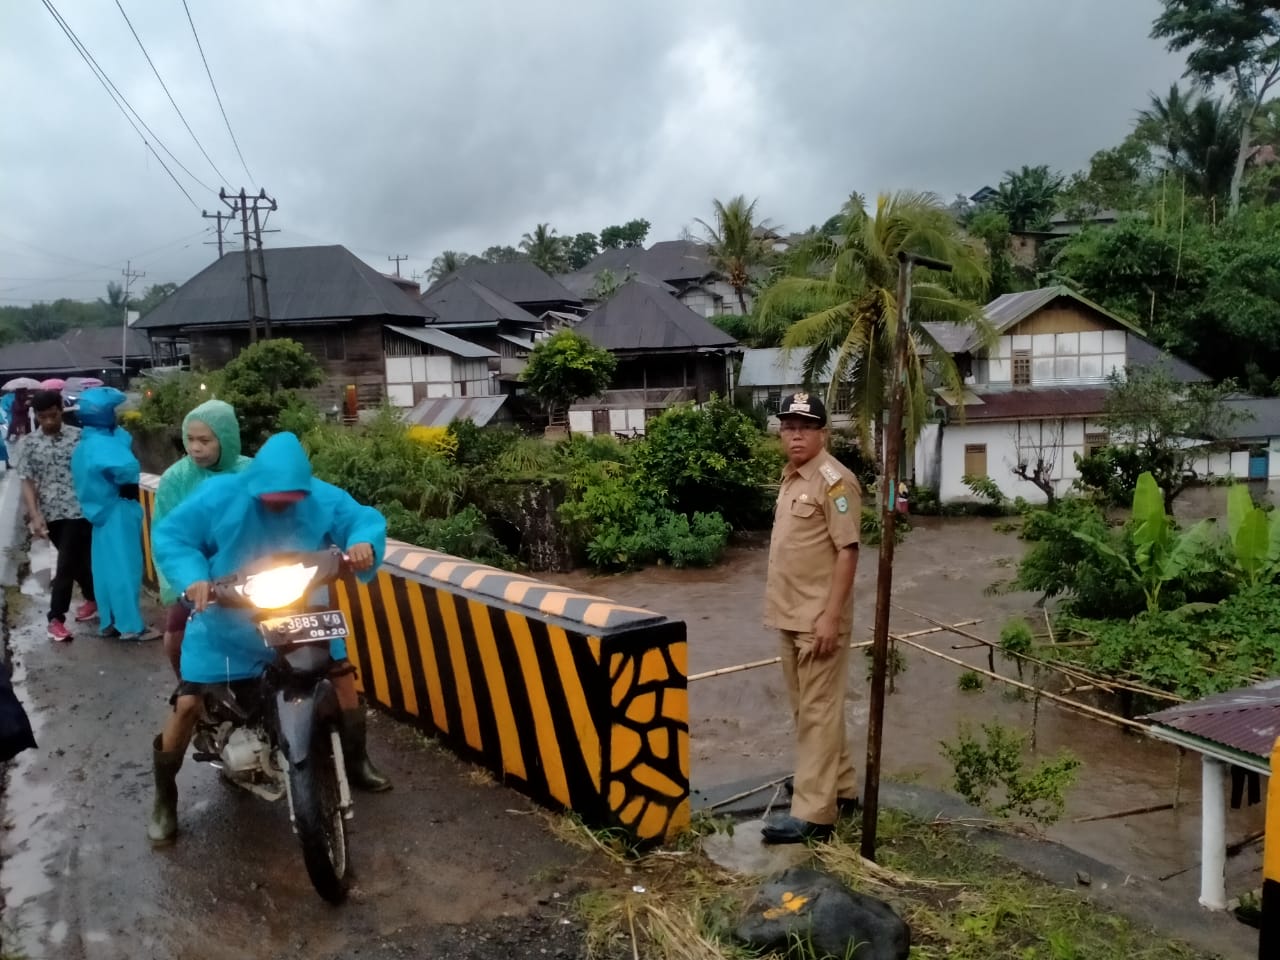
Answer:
[
  {"left": 932, "top": 418, "right": 1103, "bottom": 503},
  {"left": 383, "top": 354, "right": 496, "bottom": 408}
]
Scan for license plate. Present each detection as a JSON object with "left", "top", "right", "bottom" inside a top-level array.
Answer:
[{"left": 259, "top": 610, "right": 350, "bottom": 647}]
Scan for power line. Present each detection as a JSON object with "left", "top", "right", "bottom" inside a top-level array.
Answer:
[
  {"left": 113, "top": 0, "right": 230, "bottom": 187},
  {"left": 37, "top": 0, "right": 211, "bottom": 203},
  {"left": 0, "top": 228, "right": 212, "bottom": 295},
  {"left": 181, "top": 0, "right": 253, "bottom": 183}
]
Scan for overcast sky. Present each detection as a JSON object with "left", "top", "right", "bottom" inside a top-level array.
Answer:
[{"left": 1, "top": 0, "right": 1187, "bottom": 306}]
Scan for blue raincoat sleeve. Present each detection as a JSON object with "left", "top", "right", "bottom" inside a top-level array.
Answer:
[
  {"left": 152, "top": 482, "right": 220, "bottom": 599},
  {"left": 313, "top": 479, "right": 387, "bottom": 585}
]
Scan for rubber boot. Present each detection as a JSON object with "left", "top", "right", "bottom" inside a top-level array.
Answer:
[
  {"left": 340, "top": 709, "right": 392, "bottom": 792},
  {"left": 147, "top": 735, "right": 183, "bottom": 846}
]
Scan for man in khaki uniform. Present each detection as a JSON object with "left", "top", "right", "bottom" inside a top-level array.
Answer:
[{"left": 762, "top": 392, "right": 861, "bottom": 844}]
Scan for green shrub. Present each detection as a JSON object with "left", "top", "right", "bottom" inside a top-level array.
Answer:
[
  {"left": 136, "top": 371, "right": 216, "bottom": 431},
  {"left": 448, "top": 419, "right": 522, "bottom": 467},
  {"left": 940, "top": 721, "right": 1080, "bottom": 824},
  {"left": 218, "top": 338, "right": 323, "bottom": 452},
  {"left": 633, "top": 396, "right": 774, "bottom": 528},
  {"left": 958, "top": 670, "right": 984, "bottom": 691},
  {"left": 999, "top": 618, "right": 1034, "bottom": 658}
]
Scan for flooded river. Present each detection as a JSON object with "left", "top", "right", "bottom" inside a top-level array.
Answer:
[{"left": 547, "top": 515, "right": 1265, "bottom": 895}]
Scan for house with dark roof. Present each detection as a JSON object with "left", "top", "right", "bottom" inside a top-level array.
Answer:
[
  {"left": 562, "top": 240, "right": 752, "bottom": 317},
  {"left": 0, "top": 326, "right": 153, "bottom": 385},
  {"left": 135, "top": 245, "right": 445, "bottom": 411},
  {"left": 435, "top": 261, "right": 583, "bottom": 316},
  {"left": 568, "top": 281, "right": 739, "bottom": 437},
  {"left": 912, "top": 285, "right": 1223, "bottom": 503}
]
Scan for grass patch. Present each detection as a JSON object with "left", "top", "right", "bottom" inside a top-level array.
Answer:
[{"left": 560, "top": 809, "right": 1212, "bottom": 959}]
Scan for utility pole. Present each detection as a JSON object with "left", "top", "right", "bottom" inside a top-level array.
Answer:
[
  {"left": 201, "top": 209, "right": 230, "bottom": 258},
  {"left": 387, "top": 254, "right": 408, "bottom": 277},
  {"left": 250, "top": 190, "right": 276, "bottom": 339},
  {"left": 120, "top": 260, "right": 145, "bottom": 385},
  {"left": 218, "top": 188, "right": 277, "bottom": 343},
  {"left": 861, "top": 249, "right": 953, "bottom": 863}
]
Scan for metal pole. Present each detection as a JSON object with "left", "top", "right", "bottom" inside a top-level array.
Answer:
[
  {"left": 1200, "top": 756, "right": 1227, "bottom": 909},
  {"left": 861, "top": 250, "right": 952, "bottom": 861},
  {"left": 251, "top": 198, "right": 273, "bottom": 340}
]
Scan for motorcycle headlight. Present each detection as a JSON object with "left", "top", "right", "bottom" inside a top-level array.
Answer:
[{"left": 240, "top": 563, "right": 318, "bottom": 609}]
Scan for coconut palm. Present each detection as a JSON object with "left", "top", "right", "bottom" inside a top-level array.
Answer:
[
  {"left": 427, "top": 250, "right": 471, "bottom": 281},
  {"left": 1140, "top": 85, "right": 1240, "bottom": 203},
  {"left": 695, "top": 195, "right": 774, "bottom": 313},
  {"left": 993, "top": 165, "right": 1064, "bottom": 232},
  {"left": 520, "top": 223, "right": 567, "bottom": 274},
  {"left": 756, "top": 191, "right": 991, "bottom": 458}
]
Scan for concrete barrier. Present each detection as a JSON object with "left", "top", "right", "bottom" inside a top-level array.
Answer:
[{"left": 139, "top": 474, "right": 691, "bottom": 844}]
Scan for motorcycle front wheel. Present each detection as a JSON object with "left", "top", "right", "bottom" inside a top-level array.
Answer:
[{"left": 289, "top": 723, "right": 349, "bottom": 904}]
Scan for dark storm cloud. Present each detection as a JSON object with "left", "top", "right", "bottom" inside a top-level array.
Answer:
[{"left": 0, "top": 0, "right": 1185, "bottom": 304}]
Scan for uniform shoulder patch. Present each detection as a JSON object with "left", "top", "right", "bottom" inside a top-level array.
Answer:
[{"left": 819, "top": 462, "right": 842, "bottom": 487}]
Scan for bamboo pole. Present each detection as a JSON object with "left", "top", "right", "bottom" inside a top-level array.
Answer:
[
  {"left": 893, "top": 635, "right": 1150, "bottom": 732},
  {"left": 893, "top": 602, "right": 1186, "bottom": 703},
  {"left": 1072, "top": 799, "right": 1198, "bottom": 824},
  {"left": 703, "top": 775, "right": 794, "bottom": 812},
  {"left": 686, "top": 621, "right": 980, "bottom": 683},
  {"left": 1043, "top": 607, "right": 1056, "bottom": 645}
]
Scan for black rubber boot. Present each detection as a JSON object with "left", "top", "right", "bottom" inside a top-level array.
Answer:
[
  {"left": 340, "top": 708, "right": 391, "bottom": 792},
  {"left": 147, "top": 735, "right": 183, "bottom": 846}
]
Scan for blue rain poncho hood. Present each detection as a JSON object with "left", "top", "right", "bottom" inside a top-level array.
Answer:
[
  {"left": 244, "top": 432, "right": 313, "bottom": 498},
  {"left": 77, "top": 387, "right": 126, "bottom": 429}
]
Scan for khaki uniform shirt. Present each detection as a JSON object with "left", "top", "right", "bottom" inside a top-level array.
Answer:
[{"left": 764, "top": 451, "right": 861, "bottom": 633}]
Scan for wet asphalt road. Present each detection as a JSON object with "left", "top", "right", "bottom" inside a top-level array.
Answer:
[{"left": 0, "top": 476, "right": 600, "bottom": 960}]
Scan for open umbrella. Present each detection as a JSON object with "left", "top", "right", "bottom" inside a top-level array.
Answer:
[
  {"left": 2, "top": 377, "right": 41, "bottom": 392},
  {"left": 40, "top": 378, "right": 65, "bottom": 390}
]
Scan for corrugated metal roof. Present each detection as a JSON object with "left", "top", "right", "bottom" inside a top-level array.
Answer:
[
  {"left": 980, "top": 286, "right": 1144, "bottom": 343},
  {"left": 1143, "top": 678, "right": 1280, "bottom": 763},
  {"left": 385, "top": 325, "right": 496, "bottom": 358},
  {"left": 951, "top": 387, "right": 1110, "bottom": 421},
  {"left": 919, "top": 321, "right": 974, "bottom": 355},
  {"left": 403, "top": 395, "right": 508, "bottom": 428},
  {"left": 1126, "top": 336, "right": 1210, "bottom": 384},
  {"left": 1224, "top": 397, "right": 1280, "bottom": 440},
  {"left": 575, "top": 281, "right": 738, "bottom": 352},
  {"left": 498, "top": 333, "right": 534, "bottom": 351},
  {"left": 578, "top": 240, "right": 713, "bottom": 285},
  {"left": 135, "top": 245, "right": 436, "bottom": 330},
  {"left": 737, "top": 347, "right": 833, "bottom": 387}
]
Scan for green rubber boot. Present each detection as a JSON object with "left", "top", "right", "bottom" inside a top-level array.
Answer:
[
  {"left": 340, "top": 709, "right": 392, "bottom": 793},
  {"left": 147, "top": 735, "right": 183, "bottom": 846}
]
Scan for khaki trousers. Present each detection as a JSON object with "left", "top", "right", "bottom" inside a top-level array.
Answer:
[{"left": 778, "top": 629, "right": 859, "bottom": 825}]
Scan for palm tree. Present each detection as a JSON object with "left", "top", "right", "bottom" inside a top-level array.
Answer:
[
  {"left": 993, "top": 165, "right": 1064, "bottom": 232},
  {"left": 520, "top": 223, "right": 567, "bottom": 274},
  {"left": 428, "top": 250, "right": 470, "bottom": 282},
  {"left": 1140, "top": 85, "right": 1240, "bottom": 203},
  {"left": 756, "top": 191, "right": 991, "bottom": 459},
  {"left": 696, "top": 195, "right": 773, "bottom": 313}
]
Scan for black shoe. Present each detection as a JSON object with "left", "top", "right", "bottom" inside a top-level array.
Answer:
[{"left": 761, "top": 814, "right": 833, "bottom": 845}]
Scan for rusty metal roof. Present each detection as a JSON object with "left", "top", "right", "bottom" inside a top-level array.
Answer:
[
  {"left": 950, "top": 386, "right": 1109, "bottom": 421},
  {"left": 1143, "top": 678, "right": 1280, "bottom": 768}
]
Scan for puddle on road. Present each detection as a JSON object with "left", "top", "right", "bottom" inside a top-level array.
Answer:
[{"left": 545, "top": 517, "right": 1267, "bottom": 885}]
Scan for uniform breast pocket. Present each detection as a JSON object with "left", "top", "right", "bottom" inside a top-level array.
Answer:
[{"left": 789, "top": 499, "right": 818, "bottom": 519}]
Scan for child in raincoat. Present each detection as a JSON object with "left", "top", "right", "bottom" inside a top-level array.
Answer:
[
  {"left": 153, "top": 400, "right": 251, "bottom": 677},
  {"left": 70, "top": 387, "right": 159, "bottom": 642}
]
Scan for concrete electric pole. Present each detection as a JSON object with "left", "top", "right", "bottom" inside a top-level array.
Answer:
[{"left": 120, "top": 261, "right": 145, "bottom": 385}]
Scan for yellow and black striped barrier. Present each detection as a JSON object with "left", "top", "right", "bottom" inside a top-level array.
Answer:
[
  {"left": 1262, "top": 737, "right": 1279, "bottom": 958},
  {"left": 138, "top": 475, "right": 691, "bottom": 844}
]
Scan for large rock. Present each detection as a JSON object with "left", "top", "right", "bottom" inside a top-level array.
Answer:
[{"left": 736, "top": 867, "right": 910, "bottom": 960}]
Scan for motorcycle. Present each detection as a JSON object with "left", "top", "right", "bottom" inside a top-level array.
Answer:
[{"left": 182, "top": 547, "right": 356, "bottom": 904}]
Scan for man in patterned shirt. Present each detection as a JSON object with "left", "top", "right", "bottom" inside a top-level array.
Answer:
[{"left": 20, "top": 390, "right": 96, "bottom": 642}]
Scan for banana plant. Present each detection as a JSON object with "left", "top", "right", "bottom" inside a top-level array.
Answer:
[
  {"left": 1223, "top": 483, "right": 1280, "bottom": 587},
  {"left": 1074, "top": 472, "right": 1215, "bottom": 613}
]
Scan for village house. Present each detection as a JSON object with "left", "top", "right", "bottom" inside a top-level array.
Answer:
[
  {"left": 561, "top": 240, "right": 752, "bottom": 317},
  {"left": 0, "top": 326, "right": 152, "bottom": 386},
  {"left": 135, "top": 245, "right": 454, "bottom": 412},
  {"left": 568, "top": 280, "right": 739, "bottom": 437},
  {"left": 913, "top": 286, "right": 1224, "bottom": 504},
  {"left": 735, "top": 346, "right": 854, "bottom": 430}
]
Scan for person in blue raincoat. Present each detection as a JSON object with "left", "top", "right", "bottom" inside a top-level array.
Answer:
[
  {"left": 147, "top": 431, "right": 392, "bottom": 845},
  {"left": 70, "top": 388, "right": 158, "bottom": 642}
]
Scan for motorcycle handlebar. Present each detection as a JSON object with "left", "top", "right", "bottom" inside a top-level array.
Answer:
[{"left": 180, "top": 549, "right": 351, "bottom": 609}]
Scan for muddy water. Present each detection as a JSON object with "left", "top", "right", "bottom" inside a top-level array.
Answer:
[{"left": 546, "top": 517, "right": 1265, "bottom": 892}]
